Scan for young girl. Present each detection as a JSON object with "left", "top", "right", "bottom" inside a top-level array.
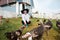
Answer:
[{"left": 21, "top": 9, "right": 31, "bottom": 27}]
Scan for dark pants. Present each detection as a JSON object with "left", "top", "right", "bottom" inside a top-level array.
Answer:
[{"left": 22, "top": 21, "right": 31, "bottom": 25}]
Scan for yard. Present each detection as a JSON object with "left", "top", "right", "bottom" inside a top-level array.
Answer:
[{"left": 0, "top": 18, "right": 60, "bottom": 40}]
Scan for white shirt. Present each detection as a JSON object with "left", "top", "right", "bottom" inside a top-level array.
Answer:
[{"left": 22, "top": 14, "right": 30, "bottom": 24}]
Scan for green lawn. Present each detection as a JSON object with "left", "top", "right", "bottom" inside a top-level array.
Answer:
[{"left": 0, "top": 18, "right": 60, "bottom": 40}]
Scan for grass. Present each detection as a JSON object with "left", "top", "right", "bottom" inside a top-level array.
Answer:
[{"left": 0, "top": 18, "right": 60, "bottom": 40}]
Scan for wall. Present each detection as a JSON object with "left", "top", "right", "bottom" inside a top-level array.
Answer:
[{"left": 0, "top": 4, "right": 17, "bottom": 18}]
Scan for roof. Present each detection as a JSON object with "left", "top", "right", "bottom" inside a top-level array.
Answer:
[
  {"left": 0, "top": 0, "right": 16, "bottom": 6},
  {"left": 0, "top": 0, "right": 31, "bottom": 7}
]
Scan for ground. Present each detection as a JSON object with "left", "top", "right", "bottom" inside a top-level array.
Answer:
[{"left": 0, "top": 18, "right": 60, "bottom": 40}]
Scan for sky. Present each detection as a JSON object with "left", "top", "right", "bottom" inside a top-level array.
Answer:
[{"left": 33, "top": 0, "right": 60, "bottom": 13}]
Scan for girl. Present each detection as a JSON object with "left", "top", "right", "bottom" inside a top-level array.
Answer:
[{"left": 21, "top": 9, "right": 31, "bottom": 27}]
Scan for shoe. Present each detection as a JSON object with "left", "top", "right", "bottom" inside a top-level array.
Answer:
[{"left": 26, "top": 24, "right": 28, "bottom": 27}]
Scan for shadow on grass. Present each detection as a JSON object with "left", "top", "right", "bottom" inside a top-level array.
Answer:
[
  {"left": 51, "top": 19, "right": 60, "bottom": 40},
  {"left": 54, "top": 34, "right": 60, "bottom": 40},
  {"left": 53, "top": 25, "right": 60, "bottom": 40}
]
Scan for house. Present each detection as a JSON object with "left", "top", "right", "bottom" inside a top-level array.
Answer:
[{"left": 0, "top": 0, "right": 34, "bottom": 18}]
